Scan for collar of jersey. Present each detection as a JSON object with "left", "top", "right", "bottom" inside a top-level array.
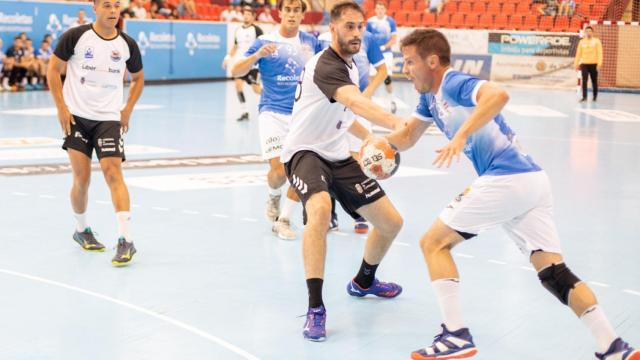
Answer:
[
  {"left": 91, "top": 24, "right": 120, "bottom": 42},
  {"left": 328, "top": 46, "right": 353, "bottom": 69},
  {"left": 435, "top": 67, "right": 454, "bottom": 99}
]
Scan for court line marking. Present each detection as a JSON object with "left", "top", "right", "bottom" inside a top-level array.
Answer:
[
  {"left": 488, "top": 259, "right": 507, "bottom": 265},
  {"left": 520, "top": 266, "right": 536, "bottom": 272},
  {"left": 332, "top": 231, "right": 349, "bottom": 237},
  {"left": 589, "top": 281, "right": 611, "bottom": 288},
  {"left": 623, "top": 289, "right": 640, "bottom": 297},
  {"left": 393, "top": 242, "right": 411, "bottom": 247},
  {"left": 182, "top": 210, "right": 200, "bottom": 215},
  {"left": 211, "top": 214, "right": 230, "bottom": 218},
  {"left": 12, "top": 192, "right": 29, "bottom": 196},
  {"left": 455, "top": 253, "right": 475, "bottom": 258},
  {"left": 0, "top": 268, "right": 260, "bottom": 360}
]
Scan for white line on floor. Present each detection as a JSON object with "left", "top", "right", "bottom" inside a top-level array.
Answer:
[
  {"left": 211, "top": 214, "right": 230, "bottom": 218},
  {"left": 519, "top": 266, "right": 536, "bottom": 272},
  {"left": 622, "top": 289, "right": 640, "bottom": 297},
  {"left": 455, "top": 253, "right": 475, "bottom": 258},
  {"left": 332, "top": 231, "right": 349, "bottom": 236},
  {"left": 589, "top": 281, "right": 610, "bottom": 288},
  {"left": 182, "top": 210, "right": 200, "bottom": 215},
  {"left": 151, "top": 207, "right": 170, "bottom": 211},
  {"left": 488, "top": 259, "right": 507, "bottom": 265},
  {"left": 393, "top": 242, "right": 410, "bottom": 247},
  {"left": 0, "top": 268, "right": 260, "bottom": 360},
  {"left": 12, "top": 192, "right": 29, "bottom": 196}
]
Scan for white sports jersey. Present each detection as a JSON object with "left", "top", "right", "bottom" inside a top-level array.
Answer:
[
  {"left": 54, "top": 24, "right": 143, "bottom": 121},
  {"left": 281, "top": 47, "right": 359, "bottom": 163},
  {"left": 234, "top": 24, "right": 263, "bottom": 56}
]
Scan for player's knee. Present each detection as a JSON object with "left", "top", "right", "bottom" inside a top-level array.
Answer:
[
  {"left": 419, "top": 233, "right": 447, "bottom": 254},
  {"left": 379, "top": 211, "right": 403, "bottom": 237},
  {"left": 537, "top": 263, "right": 581, "bottom": 305},
  {"left": 73, "top": 175, "right": 90, "bottom": 191},
  {"left": 384, "top": 76, "right": 392, "bottom": 85},
  {"left": 101, "top": 165, "right": 123, "bottom": 186},
  {"left": 306, "top": 194, "right": 331, "bottom": 227}
]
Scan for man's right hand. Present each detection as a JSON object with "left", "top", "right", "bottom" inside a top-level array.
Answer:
[
  {"left": 57, "top": 106, "right": 74, "bottom": 137},
  {"left": 256, "top": 43, "right": 277, "bottom": 59}
]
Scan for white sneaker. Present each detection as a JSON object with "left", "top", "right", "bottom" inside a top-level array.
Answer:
[
  {"left": 272, "top": 218, "right": 296, "bottom": 240},
  {"left": 266, "top": 194, "right": 281, "bottom": 222}
]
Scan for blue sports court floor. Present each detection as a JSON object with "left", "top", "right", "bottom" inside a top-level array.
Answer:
[{"left": 0, "top": 81, "right": 638, "bottom": 359}]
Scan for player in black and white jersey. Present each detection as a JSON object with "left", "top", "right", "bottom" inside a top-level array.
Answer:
[
  {"left": 47, "top": 0, "right": 144, "bottom": 266},
  {"left": 281, "top": 1, "right": 406, "bottom": 341},
  {"left": 222, "top": 6, "right": 263, "bottom": 121}
]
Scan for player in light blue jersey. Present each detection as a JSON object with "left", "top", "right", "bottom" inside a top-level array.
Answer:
[
  {"left": 232, "top": 0, "right": 321, "bottom": 240},
  {"left": 318, "top": 29, "right": 387, "bottom": 234},
  {"left": 384, "top": 29, "right": 638, "bottom": 360},
  {"left": 366, "top": 1, "right": 397, "bottom": 113}
]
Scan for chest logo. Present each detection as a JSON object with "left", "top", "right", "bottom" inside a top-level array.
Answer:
[
  {"left": 84, "top": 47, "right": 94, "bottom": 59},
  {"left": 110, "top": 50, "right": 121, "bottom": 62}
]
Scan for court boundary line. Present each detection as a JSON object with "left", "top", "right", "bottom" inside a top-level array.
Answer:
[{"left": 0, "top": 268, "right": 260, "bottom": 360}]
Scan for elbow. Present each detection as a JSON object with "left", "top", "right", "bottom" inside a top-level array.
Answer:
[{"left": 498, "top": 89, "right": 509, "bottom": 106}]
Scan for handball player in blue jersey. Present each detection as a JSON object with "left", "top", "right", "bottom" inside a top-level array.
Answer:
[
  {"left": 231, "top": 0, "right": 322, "bottom": 240},
  {"left": 384, "top": 29, "right": 638, "bottom": 360}
]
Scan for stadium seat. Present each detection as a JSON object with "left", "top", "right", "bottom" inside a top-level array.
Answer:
[
  {"left": 458, "top": 2, "right": 472, "bottom": 13},
  {"left": 486, "top": 1, "right": 501, "bottom": 14},
  {"left": 465, "top": 13, "right": 480, "bottom": 28},
  {"left": 436, "top": 13, "right": 451, "bottom": 27},
  {"left": 554, "top": 15, "right": 570, "bottom": 32},
  {"left": 502, "top": 3, "right": 516, "bottom": 15},
  {"left": 449, "top": 12, "right": 465, "bottom": 28},
  {"left": 471, "top": 1, "right": 486, "bottom": 13},
  {"left": 493, "top": 13, "right": 509, "bottom": 29},
  {"left": 423, "top": 12, "right": 436, "bottom": 26},
  {"left": 478, "top": 13, "right": 494, "bottom": 29},
  {"left": 416, "top": 1, "right": 426, "bottom": 12},
  {"left": 570, "top": 16, "right": 583, "bottom": 31},
  {"left": 389, "top": 0, "right": 402, "bottom": 11},
  {"left": 539, "top": 15, "right": 554, "bottom": 31},
  {"left": 407, "top": 12, "right": 422, "bottom": 26},
  {"left": 522, "top": 14, "right": 539, "bottom": 30},
  {"left": 402, "top": 0, "right": 415, "bottom": 12},
  {"left": 515, "top": 2, "right": 530, "bottom": 14},
  {"left": 442, "top": 1, "right": 457, "bottom": 13},
  {"left": 507, "top": 14, "right": 523, "bottom": 29}
]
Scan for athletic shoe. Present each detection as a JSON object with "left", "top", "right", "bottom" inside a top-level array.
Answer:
[
  {"left": 346, "top": 278, "right": 402, "bottom": 298},
  {"left": 596, "top": 338, "right": 640, "bottom": 360},
  {"left": 266, "top": 194, "right": 281, "bottom": 222},
  {"left": 272, "top": 217, "right": 296, "bottom": 240},
  {"left": 329, "top": 211, "right": 338, "bottom": 231},
  {"left": 72, "top": 227, "right": 106, "bottom": 252},
  {"left": 303, "top": 305, "right": 326, "bottom": 342},
  {"left": 24, "top": 84, "right": 34, "bottom": 91},
  {"left": 580, "top": 98, "right": 587, "bottom": 102},
  {"left": 411, "top": 324, "right": 478, "bottom": 360},
  {"left": 237, "top": 112, "right": 249, "bottom": 121},
  {"left": 354, "top": 216, "right": 368, "bottom": 234},
  {"left": 112, "top": 237, "right": 137, "bottom": 266}
]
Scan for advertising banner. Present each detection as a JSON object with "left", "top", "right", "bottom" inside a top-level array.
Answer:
[
  {"left": 124, "top": 19, "right": 227, "bottom": 80},
  {"left": 488, "top": 32, "right": 579, "bottom": 57},
  {"left": 490, "top": 54, "right": 575, "bottom": 88},
  {"left": 0, "top": 0, "right": 93, "bottom": 48}
]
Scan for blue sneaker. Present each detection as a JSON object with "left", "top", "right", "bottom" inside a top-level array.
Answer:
[
  {"left": 411, "top": 324, "right": 477, "bottom": 360},
  {"left": 597, "top": 338, "right": 640, "bottom": 360},
  {"left": 354, "top": 216, "right": 369, "bottom": 234},
  {"left": 303, "top": 305, "right": 326, "bottom": 342},
  {"left": 346, "top": 278, "right": 402, "bottom": 298}
]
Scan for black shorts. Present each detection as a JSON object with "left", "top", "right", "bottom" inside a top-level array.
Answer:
[
  {"left": 62, "top": 115, "right": 125, "bottom": 161},
  {"left": 285, "top": 151, "right": 386, "bottom": 224},
  {"left": 238, "top": 68, "right": 259, "bottom": 85}
]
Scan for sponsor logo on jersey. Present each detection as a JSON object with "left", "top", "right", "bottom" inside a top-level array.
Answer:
[
  {"left": 108, "top": 67, "right": 121, "bottom": 74},
  {"left": 110, "top": 50, "right": 121, "bottom": 62},
  {"left": 84, "top": 46, "right": 94, "bottom": 59},
  {"left": 81, "top": 64, "right": 96, "bottom": 71}
]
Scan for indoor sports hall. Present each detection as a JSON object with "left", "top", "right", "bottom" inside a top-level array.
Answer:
[{"left": 0, "top": 0, "right": 639, "bottom": 359}]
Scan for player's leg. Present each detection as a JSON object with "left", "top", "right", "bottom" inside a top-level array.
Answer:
[
  {"left": 347, "top": 118, "right": 370, "bottom": 234},
  {"left": 94, "top": 121, "right": 136, "bottom": 266},
  {"left": 590, "top": 64, "right": 598, "bottom": 101},
  {"left": 581, "top": 64, "right": 589, "bottom": 101},
  {"left": 234, "top": 77, "right": 249, "bottom": 121},
  {"left": 250, "top": 70, "right": 262, "bottom": 95},
  {"left": 64, "top": 117, "right": 105, "bottom": 252},
  {"left": 505, "top": 172, "right": 638, "bottom": 360},
  {"left": 285, "top": 151, "right": 333, "bottom": 341}
]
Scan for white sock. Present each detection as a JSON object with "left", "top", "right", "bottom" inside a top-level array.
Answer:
[
  {"left": 116, "top": 211, "right": 132, "bottom": 242},
  {"left": 279, "top": 197, "right": 297, "bottom": 220},
  {"left": 432, "top": 278, "right": 465, "bottom": 331},
  {"left": 268, "top": 187, "right": 281, "bottom": 197},
  {"left": 31, "top": 76, "right": 38, "bottom": 85},
  {"left": 74, "top": 212, "right": 88, "bottom": 232},
  {"left": 580, "top": 305, "right": 618, "bottom": 353}
]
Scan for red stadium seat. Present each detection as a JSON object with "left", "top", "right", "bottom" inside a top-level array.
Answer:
[
  {"left": 486, "top": 1, "right": 501, "bottom": 14},
  {"left": 471, "top": 1, "right": 486, "bottom": 13},
  {"left": 436, "top": 13, "right": 451, "bottom": 27},
  {"left": 502, "top": 3, "right": 516, "bottom": 15},
  {"left": 539, "top": 15, "right": 554, "bottom": 31},
  {"left": 449, "top": 12, "right": 465, "bottom": 28},
  {"left": 458, "top": 2, "right": 472, "bottom": 13},
  {"left": 494, "top": 13, "right": 510, "bottom": 29},
  {"left": 407, "top": 12, "right": 422, "bottom": 26},
  {"left": 478, "top": 13, "right": 494, "bottom": 29},
  {"left": 554, "top": 15, "right": 570, "bottom": 31},
  {"left": 465, "top": 13, "right": 480, "bottom": 28},
  {"left": 515, "top": 2, "right": 531, "bottom": 14},
  {"left": 402, "top": 0, "right": 415, "bottom": 11},
  {"left": 423, "top": 12, "right": 436, "bottom": 26},
  {"left": 522, "top": 14, "right": 539, "bottom": 30}
]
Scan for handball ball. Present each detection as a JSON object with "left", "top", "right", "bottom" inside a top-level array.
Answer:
[{"left": 358, "top": 138, "right": 400, "bottom": 180}]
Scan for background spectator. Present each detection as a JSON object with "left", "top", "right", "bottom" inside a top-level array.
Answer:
[
  {"left": 558, "top": 0, "right": 575, "bottom": 15},
  {"left": 257, "top": 5, "right": 276, "bottom": 22},
  {"left": 221, "top": 5, "right": 243, "bottom": 22}
]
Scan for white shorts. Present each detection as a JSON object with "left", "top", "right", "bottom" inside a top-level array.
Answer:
[
  {"left": 369, "top": 52, "right": 395, "bottom": 77},
  {"left": 348, "top": 117, "right": 372, "bottom": 153},
  {"left": 439, "top": 171, "right": 562, "bottom": 255},
  {"left": 259, "top": 111, "right": 290, "bottom": 160}
]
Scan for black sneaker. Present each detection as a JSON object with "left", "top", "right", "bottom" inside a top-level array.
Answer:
[
  {"left": 329, "top": 211, "right": 338, "bottom": 231},
  {"left": 112, "top": 237, "right": 137, "bottom": 266},
  {"left": 236, "top": 112, "right": 249, "bottom": 121},
  {"left": 579, "top": 98, "right": 587, "bottom": 102},
  {"left": 73, "top": 227, "right": 106, "bottom": 252}
]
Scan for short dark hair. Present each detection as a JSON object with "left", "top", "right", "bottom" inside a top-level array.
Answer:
[
  {"left": 375, "top": 1, "right": 387, "bottom": 7},
  {"left": 400, "top": 28, "right": 451, "bottom": 66},
  {"left": 277, "top": 0, "right": 307, "bottom": 12},
  {"left": 330, "top": 1, "right": 365, "bottom": 22},
  {"left": 585, "top": 25, "right": 594, "bottom": 31}
]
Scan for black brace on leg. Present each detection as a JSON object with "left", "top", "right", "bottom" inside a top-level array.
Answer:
[{"left": 537, "top": 263, "right": 580, "bottom": 305}]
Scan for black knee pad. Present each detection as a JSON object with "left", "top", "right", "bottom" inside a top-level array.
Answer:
[
  {"left": 537, "top": 263, "right": 580, "bottom": 305},
  {"left": 384, "top": 76, "right": 392, "bottom": 85}
]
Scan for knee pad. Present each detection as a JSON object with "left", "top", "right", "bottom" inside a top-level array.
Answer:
[
  {"left": 384, "top": 76, "right": 392, "bottom": 85},
  {"left": 537, "top": 263, "right": 580, "bottom": 305}
]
